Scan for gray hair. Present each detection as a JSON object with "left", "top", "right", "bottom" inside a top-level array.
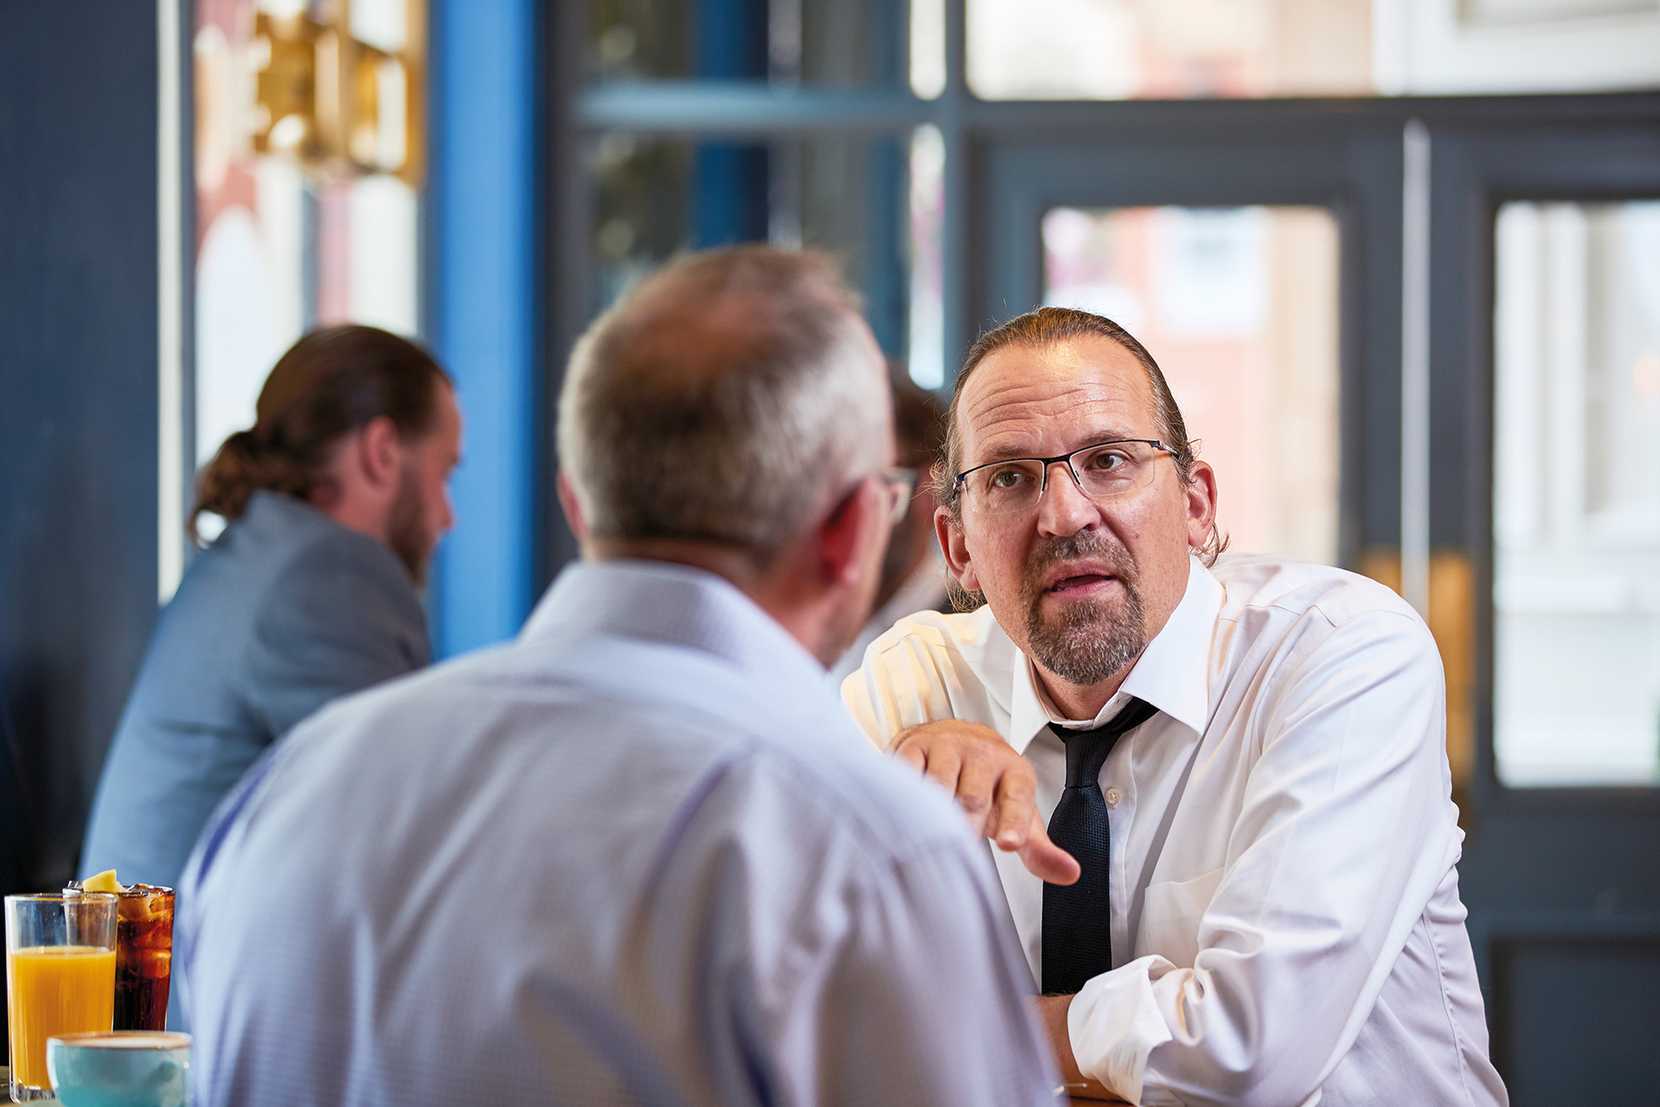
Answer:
[{"left": 557, "top": 246, "right": 889, "bottom": 568}]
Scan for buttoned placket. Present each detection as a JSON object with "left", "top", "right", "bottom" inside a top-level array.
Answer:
[{"left": 1100, "top": 736, "right": 1136, "bottom": 969}]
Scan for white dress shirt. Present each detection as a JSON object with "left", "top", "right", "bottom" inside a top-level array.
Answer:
[
  {"left": 180, "top": 561, "right": 1057, "bottom": 1106},
  {"left": 827, "top": 553, "right": 951, "bottom": 684},
  {"left": 843, "top": 554, "right": 1509, "bottom": 1107}
]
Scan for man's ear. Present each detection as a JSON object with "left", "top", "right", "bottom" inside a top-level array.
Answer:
[
  {"left": 935, "top": 505, "right": 980, "bottom": 595},
  {"left": 1182, "top": 458, "right": 1218, "bottom": 554},
  {"left": 556, "top": 472, "right": 588, "bottom": 543},
  {"left": 357, "top": 416, "right": 403, "bottom": 491},
  {"left": 819, "top": 477, "right": 881, "bottom": 586}
]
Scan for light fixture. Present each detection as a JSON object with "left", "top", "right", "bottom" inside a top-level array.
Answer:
[{"left": 250, "top": 0, "right": 424, "bottom": 184}]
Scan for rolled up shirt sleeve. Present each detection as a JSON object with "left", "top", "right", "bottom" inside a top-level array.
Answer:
[{"left": 1068, "top": 610, "right": 1458, "bottom": 1106}]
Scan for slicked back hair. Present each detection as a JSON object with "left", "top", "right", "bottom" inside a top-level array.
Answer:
[{"left": 936, "top": 306, "right": 1226, "bottom": 566}]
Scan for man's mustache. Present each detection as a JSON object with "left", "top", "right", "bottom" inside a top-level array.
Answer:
[{"left": 1026, "top": 530, "right": 1138, "bottom": 584}]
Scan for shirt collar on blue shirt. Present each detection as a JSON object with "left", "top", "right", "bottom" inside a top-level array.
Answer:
[
  {"left": 1005, "top": 556, "right": 1222, "bottom": 754},
  {"left": 519, "top": 558, "right": 830, "bottom": 694}
]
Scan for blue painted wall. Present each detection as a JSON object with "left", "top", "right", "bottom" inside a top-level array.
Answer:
[
  {"left": 0, "top": 4, "right": 160, "bottom": 893},
  {"left": 427, "top": 0, "right": 542, "bottom": 657}
]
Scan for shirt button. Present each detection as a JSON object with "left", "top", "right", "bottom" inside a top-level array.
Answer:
[{"left": 1105, "top": 787, "right": 1122, "bottom": 807}]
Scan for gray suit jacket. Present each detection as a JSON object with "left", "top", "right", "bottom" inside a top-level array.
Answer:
[{"left": 82, "top": 491, "right": 428, "bottom": 897}]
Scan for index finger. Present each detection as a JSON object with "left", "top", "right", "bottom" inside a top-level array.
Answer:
[
  {"left": 1018, "top": 815, "right": 1080, "bottom": 886},
  {"left": 988, "top": 765, "right": 1038, "bottom": 850}
]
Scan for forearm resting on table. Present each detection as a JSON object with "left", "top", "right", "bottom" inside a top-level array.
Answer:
[{"left": 1036, "top": 994, "right": 1117, "bottom": 1101}]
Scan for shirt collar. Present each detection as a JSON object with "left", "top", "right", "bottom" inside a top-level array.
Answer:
[
  {"left": 519, "top": 559, "right": 829, "bottom": 693},
  {"left": 1005, "top": 556, "right": 1222, "bottom": 754}
]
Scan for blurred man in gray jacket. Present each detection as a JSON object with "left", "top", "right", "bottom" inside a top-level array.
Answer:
[{"left": 82, "top": 325, "right": 461, "bottom": 944}]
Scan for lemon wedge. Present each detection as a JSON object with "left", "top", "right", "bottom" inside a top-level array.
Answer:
[{"left": 81, "top": 869, "right": 126, "bottom": 894}]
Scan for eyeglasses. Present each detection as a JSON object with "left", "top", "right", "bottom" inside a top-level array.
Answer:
[
  {"left": 953, "top": 438, "right": 1176, "bottom": 517},
  {"left": 878, "top": 467, "right": 917, "bottom": 525}
]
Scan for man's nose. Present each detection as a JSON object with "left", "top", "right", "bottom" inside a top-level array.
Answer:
[{"left": 1035, "top": 461, "right": 1098, "bottom": 537}]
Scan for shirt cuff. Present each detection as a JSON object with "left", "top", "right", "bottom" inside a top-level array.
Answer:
[{"left": 1067, "top": 954, "right": 1177, "bottom": 1105}]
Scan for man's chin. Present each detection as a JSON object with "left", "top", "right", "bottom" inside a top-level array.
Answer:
[
  {"left": 1024, "top": 597, "right": 1146, "bottom": 687},
  {"left": 1034, "top": 588, "right": 1125, "bottom": 628}
]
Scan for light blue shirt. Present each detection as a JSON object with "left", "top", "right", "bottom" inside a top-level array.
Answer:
[{"left": 180, "top": 560, "right": 1056, "bottom": 1106}]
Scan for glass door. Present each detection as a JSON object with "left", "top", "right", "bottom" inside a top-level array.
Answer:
[
  {"left": 1431, "top": 121, "right": 1660, "bottom": 1103},
  {"left": 973, "top": 120, "right": 1406, "bottom": 569}
]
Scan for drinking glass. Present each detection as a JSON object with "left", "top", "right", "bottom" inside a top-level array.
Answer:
[
  {"left": 4, "top": 894, "right": 118, "bottom": 1102},
  {"left": 111, "top": 888, "right": 174, "bottom": 1033}
]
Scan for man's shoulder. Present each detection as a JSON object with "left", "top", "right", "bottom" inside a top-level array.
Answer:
[
  {"left": 858, "top": 604, "right": 1014, "bottom": 687},
  {"left": 840, "top": 605, "right": 1018, "bottom": 745},
  {"left": 1208, "top": 555, "right": 1441, "bottom": 704},
  {"left": 286, "top": 634, "right": 982, "bottom": 870},
  {"left": 712, "top": 725, "right": 988, "bottom": 869},
  {"left": 229, "top": 511, "right": 422, "bottom": 648},
  {"left": 170, "top": 496, "right": 392, "bottom": 615},
  {"left": 1212, "top": 554, "right": 1424, "bottom": 632},
  {"left": 120, "top": 506, "right": 353, "bottom": 695}
]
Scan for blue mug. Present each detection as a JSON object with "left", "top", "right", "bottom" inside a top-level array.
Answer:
[{"left": 46, "top": 1031, "right": 190, "bottom": 1107}]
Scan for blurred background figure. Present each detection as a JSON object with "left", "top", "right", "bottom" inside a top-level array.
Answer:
[
  {"left": 80, "top": 325, "right": 459, "bottom": 1030},
  {"left": 830, "top": 369, "right": 950, "bottom": 682}
]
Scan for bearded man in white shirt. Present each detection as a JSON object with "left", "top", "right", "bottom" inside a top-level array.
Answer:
[{"left": 841, "top": 306, "right": 1509, "bottom": 1107}]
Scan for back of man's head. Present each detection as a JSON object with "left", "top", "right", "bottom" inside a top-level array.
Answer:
[
  {"left": 191, "top": 324, "right": 450, "bottom": 544},
  {"left": 558, "top": 246, "right": 889, "bottom": 573}
]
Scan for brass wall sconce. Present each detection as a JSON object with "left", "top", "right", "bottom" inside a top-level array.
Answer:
[{"left": 250, "top": 1, "right": 425, "bottom": 184}]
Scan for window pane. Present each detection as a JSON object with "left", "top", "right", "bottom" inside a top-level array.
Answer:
[
  {"left": 910, "top": 0, "right": 945, "bottom": 98},
  {"left": 968, "top": 0, "right": 1373, "bottom": 100},
  {"left": 1043, "top": 206, "right": 1341, "bottom": 563},
  {"left": 195, "top": 4, "right": 308, "bottom": 473},
  {"left": 588, "top": 133, "right": 919, "bottom": 361},
  {"left": 1493, "top": 201, "right": 1660, "bottom": 787},
  {"left": 195, "top": 0, "right": 425, "bottom": 524},
  {"left": 907, "top": 126, "right": 945, "bottom": 388},
  {"left": 587, "top": 0, "right": 912, "bottom": 87}
]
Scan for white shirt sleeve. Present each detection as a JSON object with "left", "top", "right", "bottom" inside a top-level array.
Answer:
[
  {"left": 840, "top": 617, "right": 980, "bottom": 753},
  {"left": 1068, "top": 610, "right": 1459, "bottom": 1107}
]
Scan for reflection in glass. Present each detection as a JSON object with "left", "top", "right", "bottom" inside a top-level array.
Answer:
[
  {"left": 907, "top": 126, "right": 945, "bottom": 388},
  {"left": 1494, "top": 201, "right": 1660, "bottom": 787},
  {"left": 588, "top": 133, "right": 916, "bottom": 360},
  {"left": 586, "top": 0, "right": 911, "bottom": 86},
  {"left": 193, "top": 0, "right": 424, "bottom": 554},
  {"left": 1043, "top": 205, "right": 1340, "bottom": 563},
  {"left": 910, "top": 0, "right": 946, "bottom": 98},
  {"left": 967, "top": 0, "right": 1373, "bottom": 100}
]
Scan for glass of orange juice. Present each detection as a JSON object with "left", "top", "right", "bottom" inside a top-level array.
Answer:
[{"left": 4, "top": 893, "right": 117, "bottom": 1102}]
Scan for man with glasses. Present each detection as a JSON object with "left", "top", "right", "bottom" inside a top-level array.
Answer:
[
  {"left": 843, "top": 307, "right": 1508, "bottom": 1106},
  {"left": 179, "top": 248, "right": 1055, "bottom": 1106}
]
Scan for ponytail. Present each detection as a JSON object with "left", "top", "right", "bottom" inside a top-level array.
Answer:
[
  {"left": 189, "top": 430, "right": 312, "bottom": 543},
  {"left": 187, "top": 325, "right": 448, "bottom": 546}
]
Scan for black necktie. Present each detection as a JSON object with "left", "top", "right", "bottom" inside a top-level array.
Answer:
[{"left": 1042, "top": 696, "right": 1159, "bottom": 995}]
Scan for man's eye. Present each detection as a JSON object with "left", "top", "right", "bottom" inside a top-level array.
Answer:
[
  {"left": 986, "top": 467, "right": 1032, "bottom": 491},
  {"left": 1086, "top": 449, "right": 1130, "bottom": 471}
]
